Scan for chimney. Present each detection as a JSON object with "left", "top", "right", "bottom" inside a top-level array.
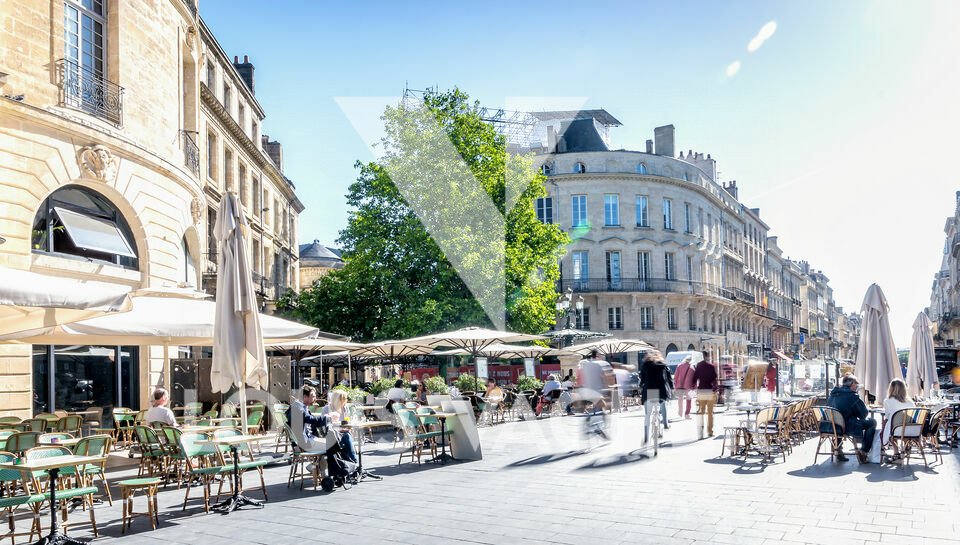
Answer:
[
  {"left": 261, "top": 134, "right": 283, "bottom": 171},
  {"left": 723, "top": 180, "right": 738, "bottom": 198},
  {"left": 547, "top": 125, "right": 556, "bottom": 151},
  {"left": 645, "top": 139, "right": 653, "bottom": 154},
  {"left": 233, "top": 55, "right": 255, "bottom": 95},
  {"left": 654, "top": 124, "right": 675, "bottom": 157}
]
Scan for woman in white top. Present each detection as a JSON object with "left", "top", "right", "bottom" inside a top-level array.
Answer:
[
  {"left": 321, "top": 389, "right": 349, "bottom": 423},
  {"left": 882, "top": 378, "right": 916, "bottom": 445},
  {"left": 386, "top": 379, "right": 408, "bottom": 403}
]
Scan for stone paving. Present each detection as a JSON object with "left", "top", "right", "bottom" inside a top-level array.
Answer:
[{"left": 54, "top": 407, "right": 960, "bottom": 544}]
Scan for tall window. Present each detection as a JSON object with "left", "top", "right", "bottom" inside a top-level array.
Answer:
[
  {"left": 664, "top": 252, "right": 676, "bottom": 280},
  {"left": 206, "top": 132, "right": 217, "bottom": 180},
  {"left": 541, "top": 163, "right": 552, "bottom": 176},
  {"left": 223, "top": 83, "right": 231, "bottom": 111},
  {"left": 238, "top": 164, "right": 247, "bottom": 207},
  {"left": 575, "top": 308, "right": 590, "bottom": 329},
  {"left": 64, "top": 0, "right": 105, "bottom": 79},
  {"left": 638, "top": 251, "right": 651, "bottom": 281},
  {"left": 663, "top": 198, "right": 673, "bottom": 229},
  {"left": 223, "top": 148, "right": 233, "bottom": 191},
  {"left": 605, "top": 251, "right": 621, "bottom": 288},
  {"left": 608, "top": 307, "right": 624, "bottom": 330},
  {"left": 637, "top": 162, "right": 647, "bottom": 174},
  {"left": 603, "top": 194, "right": 620, "bottom": 226},
  {"left": 667, "top": 308, "right": 678, "bottom": 330},
  {"left": 686, "top": 255, "right": 693, "bottom": 281},
  {"left": 640, "top": 307, "right": 654, "bottom": 330},
  {"left": 688, "top": 308, "right": 696, "bottom": 331},
  {"left": 684, "top": 202, "right": 692, "bottom": 233},
  {"left": 31, "top": 185, "right": 138, "bottom": 269},
  {"left": 636, "top": 195, "right": 648, "bottom": 227},
  {"left": 206, "top": 62, "right": 215, "bottom": 88},
  {"left": 535, "top": 197, "right": 553, "bottom": 224},
  {"left": 572, "top": 251, "right": 588, "bottom": 285},
  {"left": 571, "top": 195, "right": 588, "bottom": 227}
]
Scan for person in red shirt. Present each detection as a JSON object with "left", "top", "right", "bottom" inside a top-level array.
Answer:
[
  {"left": 673, "top": 356, "right": 695, "bottom": 419},
  {"left": 764, "top": 362, "right": 778, "bottom": 395}
]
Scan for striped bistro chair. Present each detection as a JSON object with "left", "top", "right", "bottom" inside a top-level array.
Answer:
[
  {"left": 0, "top": 459, "right": 45, "bottom": 545},
  {"left": 888, "top": 407, "right": 931, "bottom": 469},
  {"left": 813, "top": 406, "right": 856, "bottom": 463}
]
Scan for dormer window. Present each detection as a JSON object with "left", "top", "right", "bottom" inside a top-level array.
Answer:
[
  {"left": 574, "top": 161, "right": 586, "bottom": 174},
  {"left": 637, "top": 162, "right": 647, "bottom": 175},
  {"left": 541, "top": 163, "right": 553, "bottom": 176}
]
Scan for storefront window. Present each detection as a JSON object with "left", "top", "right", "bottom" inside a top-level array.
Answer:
[{"left": 32, "top": 345, "right": 139, "bottom": 417}]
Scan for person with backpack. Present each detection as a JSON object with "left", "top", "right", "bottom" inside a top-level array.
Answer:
[{"left": 640, "top": 351, "right": 673, "bottom": 444}]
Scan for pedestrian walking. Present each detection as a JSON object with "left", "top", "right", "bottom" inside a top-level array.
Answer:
[
  {"left": 693, "top": 350, "right": 719, "bottom": 439},
  {"left": 674, "top": 356, "right": 695, "bottom": 419}
]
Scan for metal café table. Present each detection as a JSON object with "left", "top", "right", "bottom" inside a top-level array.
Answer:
[
  {"left": 0, "top": 454, "right": 105, "bottom": 545},
  {"left": 415, "top": 412, "right": 457, "bottom": 464},
  {"left": 198, "top": 434, "right": 272, "bottom": 513},
  {"left": 38, "top": 437, "right": 82, "bottom": 449},
  {"left": 340, "top": 420, "right": 392, "bottom": 480}
]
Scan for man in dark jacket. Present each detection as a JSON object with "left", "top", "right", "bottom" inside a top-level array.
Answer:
[
  {"left": 640, "top": 351, "right": 673, "bottom": 443},
  {"left": 692, "top": 350, "right": 719, "bottom": 438},
  {"left": 824, "top": 374, "right": 876, "bottom": 463},
  {"left": 287, "top": 385, "right": 357, "bottom": 462}
]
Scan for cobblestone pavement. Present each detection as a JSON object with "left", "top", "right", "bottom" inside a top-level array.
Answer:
[{"left": 60, "top": 406, "right": 960, "bottom": 544}]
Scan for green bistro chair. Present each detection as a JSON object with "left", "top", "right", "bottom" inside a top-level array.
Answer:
[
  {"left": 160, "top": 427, "right": 187, "bottom": 486},
  {"left": 211, "top": 428, "right": 269, "bottom": 501},
  {"left": 272, "top": 405, "right": 290, "bottom": 453},
  {"left": 0, "top": 416, "right": 21, "bottom": 425},
  {"left": 217, "top": 418, "right": 240, "bottom": 428},
  {"left": 55, "top": 415, "right": 84, "bottom": 436},
  {"left": 177, "top": 432, "right": 227, "bottom": 513},
  {"left": 0, "top": 430, "right": 14, "bottom": 452},
  {"left": 133, "top": 426, "right": 168, "bottom": 478},
  {"left": 182, "top": 402, "right": 203, "bottom": 419},
  {"left": 395, "top": 408, "right": 445, "bottom": 465},
  {"left": 5, "top": 432, "right": 40, "bottom": 456},
  {"left": 61, "top": 435, "right": 114, "bottom": 506},
  {"left": 0, "top": 452, "right": 45, "bottom": 544},
  {"left": 26, "top": 446, "right": 99, "bottom": 538},
  {"left": 220, "top": 402, "right": 238, "bottom": 419},
  {"left": 245, "top": 406, "right": 265, "bottom": 434},
  {"left": 20, "top": 419, "right": 47, "bottom": 433}
]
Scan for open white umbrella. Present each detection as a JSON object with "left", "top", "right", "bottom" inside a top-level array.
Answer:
[
  {"left": 212, "top": 193, "right": 266, "bottom": 434},
  {"left": 433, "top": 343, "right": 570, "bottom": 359},
  {"left": 0, "top": 265, "right": 132, "bottom": 336},
  {"left": 407, "top": 326, "right": 544, "bottom": 354},
  {"left": 271, "top": 338, "right": 363, "bottom": 389},
  {"left": 855, "top": 284, "right": 900, "bottom": 403},
  {"left": 906, "top": 312, "right": 938, "bottom": 399},
  {"left": 568, "top": 338, "right": 653, "bottom": 356}
]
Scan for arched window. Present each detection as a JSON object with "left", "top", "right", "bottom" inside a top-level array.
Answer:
[
  {"left": 31, "top": 185, "right": 139, "bottom": 269},
  {"left": 574, "top": 161, "right": 586, "bottom": 174},
  {"left": 637, "top": 162, "right": 647, "bottom": 175},
  {"left": 665, "top": 343, "right": 679, "bottom": 354}
]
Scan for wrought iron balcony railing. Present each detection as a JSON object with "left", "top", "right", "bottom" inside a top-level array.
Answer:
[
  {"left": 558, "top": 278, "right": 732, "bottom": 299},
  {"left": 57, "top": 59, "right": 124, "bottom": 125},
  {"left": 775, "top": 317, "right": 793, "bottom": 329},
  {"left": 731, "top": 288, "right": 756, "bottom": 304},
  {"left": 182, "top": 131, "right": 200, "bottom": 175},
  {"left": 753, "top": 305, "right": 777, "bottom": 320}
]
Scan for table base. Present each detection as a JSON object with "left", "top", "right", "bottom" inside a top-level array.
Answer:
[
  {"left": 211, "top": 494, "right": 263, "bottom": 513},
  {"left": 36, "top": 534, "right": 89, "bottom": 545}
]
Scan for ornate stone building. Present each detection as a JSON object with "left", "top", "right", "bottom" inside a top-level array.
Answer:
[
  {"left": 0, "top": 0, "right": 302, "bottom": 416},
  {"left": 928, "top": 192, "right": 960, "bottom": 345},
  {"left": 526, "top": 111, "right": 856, "bottom": 364}
]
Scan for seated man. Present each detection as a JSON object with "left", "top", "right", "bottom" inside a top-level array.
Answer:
[
  {"left": 144, "top": 387, "right": 178, "bottom": 428},
  {"left": 824, "top": 374, "right": 877, "bottom": 463},
  {"left": 287, "top": 385, "right": 357, "bottom": 463}
]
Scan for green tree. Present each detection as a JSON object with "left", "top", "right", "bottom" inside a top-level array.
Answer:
[{"left": 280, "top": 88, "right": 567, "bottom": 340}]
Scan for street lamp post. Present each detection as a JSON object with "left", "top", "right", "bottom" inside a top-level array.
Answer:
[{"left": 555, "top": 287, "right": 584, "bottom": 346}]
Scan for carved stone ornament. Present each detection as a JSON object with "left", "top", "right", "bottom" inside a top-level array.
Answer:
[
  {"left": 185, "top": 26, "right": 198, "bottom": 53},
  {"left": 190, "top": 198, "right": 203, "bottom": 227},
  {"left": 77, "top": 144, "right": 116, "bottom": 181}
]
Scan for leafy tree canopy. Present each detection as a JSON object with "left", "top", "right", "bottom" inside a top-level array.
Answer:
[{"left": 279, "top": 88, "right": 568, "bottom": 341}]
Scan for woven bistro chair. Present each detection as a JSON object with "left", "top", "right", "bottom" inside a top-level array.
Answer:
[
  {"left": 55, "top": 415, "right": 84, "bottom": 436},
  {"left": 813, "top": 406, "right": 855, "bottom": 463},
  {"left": 888, "top": 407, "right": 931, "bottom": 469},
  {"left": 61, "top": 434, "right": 113, "bottom": 505}
]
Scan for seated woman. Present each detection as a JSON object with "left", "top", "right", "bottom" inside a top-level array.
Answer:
[
  {"left": 287, "top": 386, "right": 357, "bottom": 463},
  {"left": 484, "top": 379, "right": 504, "bottom": 401},
  {"left": 881, "top": 378, "right": 916, "bottom": 451},
  {"left": 410, "top": 380, "right": 427, "bottom": 404}
]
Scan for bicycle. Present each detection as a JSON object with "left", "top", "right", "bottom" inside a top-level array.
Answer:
[
  {"left": 583, "top": 402, "right": 609, "bottom": 443},
  {"left": 644, "top": 400, "right": 665, "bottom": 456}
]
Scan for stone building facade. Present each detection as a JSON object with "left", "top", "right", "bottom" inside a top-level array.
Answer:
[
  {"left": 928, "top": 192, "right": 960, "bottom": 345},
  {"left": 0, "top": 0, "right": 302, "bottom": 416},
  {"left": 298, "top": 240, "right": 344, "bottom": 288},
  {"left": 527, "top": 111, "right": 856, "bottom": 364}
]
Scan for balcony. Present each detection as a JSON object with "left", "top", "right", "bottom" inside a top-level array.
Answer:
[
  {"left": 558, "top": 278, "right": 732, "bottom": 298},
  {"left": 753, "top": 305, "right": 777, "bottom": 320},
  {"left": 182, "top": 131, "right": 200, "bottom": 175},
  {"left": 731, "top": 288, "right": 756, "bottom": 304},
  {"left": 775, "top": 317, "right": 793, "bottom": 329},
  {"left": 57, "top": 59, "right": 124, "bottom": 125}
]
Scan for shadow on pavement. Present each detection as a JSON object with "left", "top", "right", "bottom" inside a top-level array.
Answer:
[
  {"left": 504, "top": 449, "right": 590, "bottom": 469},
  {"left": 703, "top": 455, "right": 770, "bottom": 474},
  {"left": 573, "top": 448, "right": 651, "bottom": 470}
]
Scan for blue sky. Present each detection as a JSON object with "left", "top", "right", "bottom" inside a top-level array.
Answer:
[{"left": 202, "top": 0, "right": 960, "bottom": 346}]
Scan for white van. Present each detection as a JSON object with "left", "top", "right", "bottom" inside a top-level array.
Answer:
[{"left": 663, "top": 351, "right": 703, "bottom": 375}]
